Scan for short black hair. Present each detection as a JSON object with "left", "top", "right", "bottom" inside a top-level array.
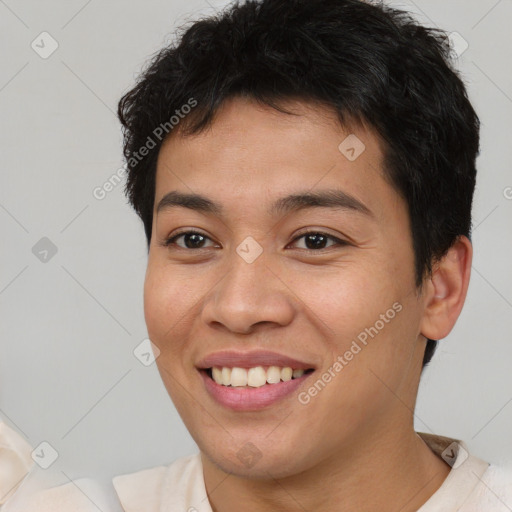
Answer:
[{"left": 117, "top": 0, "right": 479, "bottom": 368}]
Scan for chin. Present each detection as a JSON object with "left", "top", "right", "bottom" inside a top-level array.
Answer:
[{"left": 200, "top": 435, "right": 313, "bottom": 480}]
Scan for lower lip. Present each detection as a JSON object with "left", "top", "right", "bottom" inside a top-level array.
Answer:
[{"left": 199, "top": 370, "right": 313, "bottom": 411}]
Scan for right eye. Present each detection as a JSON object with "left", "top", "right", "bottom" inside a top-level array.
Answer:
[{"left": 162, "top": 230, "right": 218, "bottom": 250}]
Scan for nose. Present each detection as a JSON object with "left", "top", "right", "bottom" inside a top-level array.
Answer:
[{"left": 200, "top": 248, "right": 295, "bottom": 335}]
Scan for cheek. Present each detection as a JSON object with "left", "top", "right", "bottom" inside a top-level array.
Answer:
[
  {"left": 298, "top": 263, "right": 399, "bottom": 337},
  {"left": 143, "top": 259, "right": 210, "bottom": 359},
  {"left": 143, "top": 261, "right": 186, "bottom": 343},
  {"left": 143, "top": 264, "right": 166, "bottom": 337},
  {"left": 299, "top": 258, "right": 417, "bottom": 386},
  {"left": 144, "top": 264, "right": 192, "bottom": 400}
]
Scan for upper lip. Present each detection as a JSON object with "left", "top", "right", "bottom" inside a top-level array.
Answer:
[{"left": 196, "top": 350, "right": 316, "bottom": 370}]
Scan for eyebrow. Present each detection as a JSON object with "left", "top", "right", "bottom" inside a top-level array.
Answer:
[{"left": 156, "top": 189, "right": 373, "bottom": 218}]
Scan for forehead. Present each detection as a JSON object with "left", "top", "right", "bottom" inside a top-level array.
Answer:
[{"left": 154, "top": 97, "right": 396, "bottom": 220}]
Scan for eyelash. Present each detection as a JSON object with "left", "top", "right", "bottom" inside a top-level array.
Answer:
[{"left": 162, "top": 230, "right": 348, "bottom": 251}]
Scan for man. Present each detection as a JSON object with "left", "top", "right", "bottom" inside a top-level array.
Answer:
[
  {"left": 5, "top": 0, "right": 510, "bottom": 510},
  {"left": 110, "top": 0, "right": 511, "bottom": 510}
]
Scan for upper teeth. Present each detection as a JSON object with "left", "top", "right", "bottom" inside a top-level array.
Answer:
[{"left": 211, "top": 366, "right": 306, "bottom": 387}]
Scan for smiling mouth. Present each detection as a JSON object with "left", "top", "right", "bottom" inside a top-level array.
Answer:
[{"left": 203, "top": 366, "right": 315, "bottom": 388}]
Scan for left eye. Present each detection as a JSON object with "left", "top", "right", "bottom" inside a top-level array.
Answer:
[
  {"left": 290, "top": 231, "right": 347, "bottom": 250},
  {"left": 163, "top": 231, "right": 346, "bottom": 251}
]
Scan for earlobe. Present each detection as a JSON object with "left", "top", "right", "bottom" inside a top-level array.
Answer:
[{"left": 419, "top": 236, "right": 473, "bottom": 341}]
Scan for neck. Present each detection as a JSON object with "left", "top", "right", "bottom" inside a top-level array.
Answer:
[{"left": 201, "top": 426, "right": 451, "bottom": 512}]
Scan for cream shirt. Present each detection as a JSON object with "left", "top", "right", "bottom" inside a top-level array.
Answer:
[
  {"left": 2, "top": 422, "right": 511, "bottom": 511},
  {"left": 112, "top": 433, "right": 494, "bottom": 512},
  {"left": 0, "top": 422, "right": 34, "bottom": 506}
]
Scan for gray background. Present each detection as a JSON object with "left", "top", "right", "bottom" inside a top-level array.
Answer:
[{"left": 0, "top": 0, "right": 511, "bottom": 485}]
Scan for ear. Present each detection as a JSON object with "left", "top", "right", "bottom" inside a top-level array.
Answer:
[{"left": 419, "top": 236, "right": 473, "bottom": 340}]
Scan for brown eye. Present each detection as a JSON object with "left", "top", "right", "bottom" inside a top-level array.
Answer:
[
  {"left": 290, "top": 231, "right": 347, "bottom": 250},
  {"left": 164, "top": 231, "right": 216, "bottom": 249}
]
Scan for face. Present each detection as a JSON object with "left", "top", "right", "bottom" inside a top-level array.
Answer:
[{"left": 144, "top": 97, "right": 428, "bottom": 479}]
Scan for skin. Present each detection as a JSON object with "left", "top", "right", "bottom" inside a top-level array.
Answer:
[{"left": 144, "top": 96, "right": 472, "bottom": 511}]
